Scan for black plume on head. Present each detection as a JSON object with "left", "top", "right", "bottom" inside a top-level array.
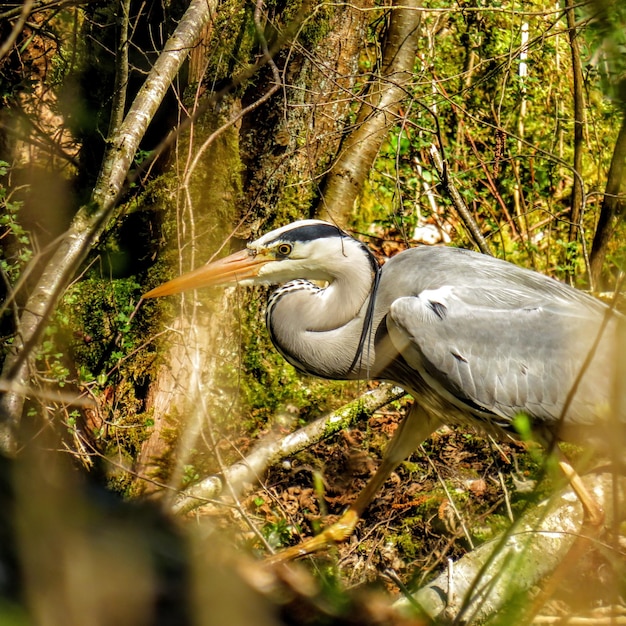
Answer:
[{"left": 273, "top": 223, "right": 345, "bottom": 244}]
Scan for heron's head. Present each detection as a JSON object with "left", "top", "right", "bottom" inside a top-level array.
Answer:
[{"left": 143, "top": 220, "right": 372, "bottom": 298}]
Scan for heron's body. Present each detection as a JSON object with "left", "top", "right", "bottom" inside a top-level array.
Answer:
[
  {"left": 145, "top": 219, "right": 624, "bottom": 559},
  {"left": 258, "top": 223, "right": 622, "bottom": 450}
]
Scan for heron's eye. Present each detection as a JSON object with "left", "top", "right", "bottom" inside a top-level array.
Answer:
[{"left": 276, "top": 243, "right": 292, "bottom": 257}]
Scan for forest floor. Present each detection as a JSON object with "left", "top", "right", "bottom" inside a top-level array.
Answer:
[{"left": 195, "top": 394, "right": 625, "bottom": 625}]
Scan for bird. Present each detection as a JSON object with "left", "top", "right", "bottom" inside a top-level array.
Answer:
[{"left": 144, "top": 219, "right": 625, "bottom": 561}]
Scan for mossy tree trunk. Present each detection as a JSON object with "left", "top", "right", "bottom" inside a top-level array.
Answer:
[
  {"left": 0, "top": 0, "right": 216, "bottom": 455},
  {"left": 132, "top": 0, "right": 379, "bottom": 496},
  {"left": 318, "top": 0, "right": 422, "bottom": 226}
]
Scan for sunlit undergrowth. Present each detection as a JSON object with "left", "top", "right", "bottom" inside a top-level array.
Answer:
[
  {"left": 238, "top": 413, "right": 549, "bottom": 585},
  {"left": 1, "top": 0, "right": 625, "bottom": 622}
]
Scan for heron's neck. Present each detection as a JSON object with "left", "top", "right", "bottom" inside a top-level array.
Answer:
[{"left": 266, "top": 247, "right": 378, "bottom": 379}]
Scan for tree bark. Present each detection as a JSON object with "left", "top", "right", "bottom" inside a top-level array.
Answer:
[
  {"left": 589, "top": 110, "right": 626, "bottom": 288},
  {"left": 318, "top": 0, "right": 422, "bottom": 226},
  {"left": 106, "top": 0, "right": 132, "bottom": 139},
  {"left": 0, "top": 0, "right": 216, "bottom": 455},
  {"left": 131, "top": 1, "right": 375, "bottom": 496},
  {"left": 234, "top": 0, "right": 373, "bottom": 230}
]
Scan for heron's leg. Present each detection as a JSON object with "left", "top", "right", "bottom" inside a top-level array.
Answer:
[
  {"left": 265, "top": 404, "right": 441, "bottom": 564},
  {"left": 558, "top": 455, "right": 604, "bottom": 526}
]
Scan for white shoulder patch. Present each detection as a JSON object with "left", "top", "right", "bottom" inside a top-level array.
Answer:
[
  {"left": 390, "top": 288, "right": 452, "bottom": 327},
  {"left": 418, "top": 285, "right": 454, "bottom": 305}
]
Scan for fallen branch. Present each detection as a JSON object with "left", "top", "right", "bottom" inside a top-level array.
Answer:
[
  {"left": 394, "top": 473, "right": 626, "bottom": 623},
  {"left": 171, "top": 384, "right": 406, "bottom": 515}
]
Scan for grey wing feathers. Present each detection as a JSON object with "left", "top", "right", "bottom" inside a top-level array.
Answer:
[{"left": 383, "top": 249, "right": 621, "bottom": 430}]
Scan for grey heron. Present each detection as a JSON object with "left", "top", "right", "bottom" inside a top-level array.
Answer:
[{"left": 144, "top": 219, "right": 624, "bottom": 560}]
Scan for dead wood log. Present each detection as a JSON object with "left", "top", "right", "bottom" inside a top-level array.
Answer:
[{"left": 394, "top": 473, "right": 626, "bottom": 624}]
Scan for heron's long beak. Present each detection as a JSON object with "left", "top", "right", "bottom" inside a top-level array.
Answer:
[{"left": 143, "top": 249, "right": 268, "bottom": 298}]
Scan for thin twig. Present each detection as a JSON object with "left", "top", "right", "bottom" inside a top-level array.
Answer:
[
  {"left": 420, "top": 443, "right": 475, "bottom": 550},
  {"left": 429, "top": 143, "right": 492, "bottom": 256},
  {"left": 0, "top": 0, "right": 35, "bottom": 61}
]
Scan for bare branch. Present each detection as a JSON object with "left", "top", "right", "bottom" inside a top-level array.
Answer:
[
  {"left": 0, "top": 0, "right": 35, "bottom": 62},
  {"left": 170, "top": 384, "right": 406, "bottom": 516},
  {"left": 106, "top": 0, "right": 132, "bottom": 138},
  {"left": 429, "top": 143, "right": 492, "bottom": 256},
  {"left": 0, "top": 0, "right": 95, "bottom": 20}
]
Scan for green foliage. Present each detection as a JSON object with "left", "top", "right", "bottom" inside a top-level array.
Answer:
[
  {"left": 261, "top": 517, "right": 297, "bottom": 550},
  {"left": 0, "top": 164, "right": 33, "bottom": 283},
  {"left": 582, "top": 0, "right": 626, "bottom": 106},
  {"left": 181, "top": 464, "right": 200, "bottom": 486},
  {"left": 359, "top": 0, "right": 625, "bottom": 283},
  {"left": 31, "top": 272, "right": 155, "bottom": 484},
  {"left": 53, "top": 277, "right": 143, "bottom": 386},
  {"left": 512, "top": 412, "right": 533, "bottom": 442}
]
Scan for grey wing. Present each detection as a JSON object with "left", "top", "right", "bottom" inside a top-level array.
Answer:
[{"left": 387, "top": 285, "right": 618, "bottom": 430}]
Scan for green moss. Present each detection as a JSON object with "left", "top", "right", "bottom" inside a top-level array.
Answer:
[
  {"left": 471, "top": 514, "right": 511, "bottom": 544},
  {"left": 296, "top": 2, "right": 336, "bottom": 49},
  {"left": 37, "top": 113, "right": 246, "bottom": 493},
  {"left": 393, "top": 522, "right": 426, "bottom": 560}
]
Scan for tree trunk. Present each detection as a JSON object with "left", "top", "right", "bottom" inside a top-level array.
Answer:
[
  {"left": 132, "top": 0, "right": 376, "bottom": 496},
  {"left": 565, "top": 0, "right": 585, "bottom": 249},
  {"left": 589, "top": 110, "right": 626, "bottom": 289},
  {"left": 318, "top": 0, "right": 422, "bottom": 226},
  {"left": 0, "top": 0, "right": 216, "bottom": 454},
  {"left": 236, "top": 0, "right": 375, "bottom": 231}
]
